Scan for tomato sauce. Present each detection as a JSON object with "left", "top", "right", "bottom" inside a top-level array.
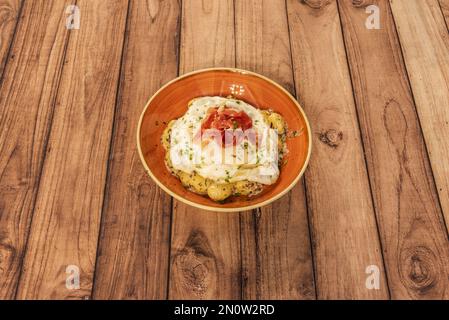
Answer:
[{"left": 199, "top": 107, "right": 253, "bottom": 146}]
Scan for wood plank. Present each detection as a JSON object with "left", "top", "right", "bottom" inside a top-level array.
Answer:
[
  {"left": 178, "top": 0, "right": 235, "bottom": 71},
  {"left": 235, "top": 0, "right": 315, "bottom": 300},
  {"left": 338, "top": 0, "right": 449, "bottom": 299},
  {"left": 15, "top": 0, "right": 129, "bottom": 299},
  {"left": 168, "top": 0, "right": 241, "bottom": 300},
  {"left": 0, "top": 0, "right": 22, "bottom": 78},
  {"left": 170, "top": 204, "right": 241, "bottom": 299},
  {"left": 92, "top": 0, "right": 180, "bottom": 300},
  {"left": 389, "top": 0, "right": 449, "bottom": 235},
  {"left": 286, "top": 0, "right": 389, "bottom": 299},
  {"left": 0, "top": 0, "right": 74, "bottom": 299}
]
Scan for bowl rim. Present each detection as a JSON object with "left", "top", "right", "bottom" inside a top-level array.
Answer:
[{"left": 136, "top": 67, "right": 312, "bottom": 212}]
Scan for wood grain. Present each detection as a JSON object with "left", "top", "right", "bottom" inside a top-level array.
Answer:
[
  {"left": 439, "top": 0, "right": 449, "bottom": 28},
  {"left": 0, "top": 0, "right": 448, "bottom": 300},
  {"left": 15, "top": 0, "right": 129, "bottom": 299},
  {"left": 235, "top": 0, "right": 315, "bottom": 299},
  {"left": 389, "top": 0, "right": 449, "bottom": 234},
  {"left": 286, "top": 0, "right": 389, "bottom": 299},
  {"left": 92, "top": 0, "right": 180, "bottom": 300},
  {"left": 0, "top": 0, "right": 74, "bottom": 299},
  {"left": 170, "top": 203, "right": 241, "bottom": 299},
  {"left": 339, "top": 0, "right": 449, "bottom": 299},
  {"left": 0, "top": 0, "right": 21, "bottom": 78},
  {"left": 169, "top": 0, "right": 241, "bottom": 300}
]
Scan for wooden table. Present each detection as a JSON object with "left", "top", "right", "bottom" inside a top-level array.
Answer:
[{"left": 1, "top": 0, "right": 449, "bottom": 300}]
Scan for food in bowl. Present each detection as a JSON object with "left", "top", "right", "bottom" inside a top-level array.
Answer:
[
  {"left": 161, "top": 96, "right": 288, "bottom": 202},
  {"left": 137, "top": 68, "right": 311, "bottom": 212}
]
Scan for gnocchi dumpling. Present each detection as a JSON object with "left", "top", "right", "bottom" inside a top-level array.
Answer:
[
  {"left": 189, "top": 173, "right": 210, "bottom": 194},
  {"left": 268, "top": 112, "right": 286, "bottom": 134},
  {"left": 161, "top": 120, "right": 175, "bottom": 150},
  {"left": 234, "top": 180, "right": 254, "bottom": 196},
  {"left": 178, "top": 172, "right": 209, "bottom": 195},
  {"left": 207, "top": 183, "right": 234, "bottom": 201},
  {"left": 165, "top": 152, "right": 175, "bottom": 173}
]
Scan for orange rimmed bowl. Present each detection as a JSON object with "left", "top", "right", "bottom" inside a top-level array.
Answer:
[{"left": 137, "top": 68, "right": 311, "bottom": 212}]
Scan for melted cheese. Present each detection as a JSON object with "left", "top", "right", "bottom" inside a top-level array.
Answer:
[{"left": 169, "top": 96, "right": 280, "bottom": 185}]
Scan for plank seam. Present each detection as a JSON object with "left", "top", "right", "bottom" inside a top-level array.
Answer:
[
  {"left": 437, "top": 0, "right": 449, "bottom": 33},
  {"left": 0, "top": 0, "right": 25, "bottom": 89},
  {"left": 238, "top": 212, "right": 244, "bottom": 299},
  {"left": 90, "top": 0, "right": 132, "bottom": 300},
  {"left": 335, "top": 1, "right": 392, "bottom": 299},
  {"left": 176, "top": 0, "right": 183, "bottom": 77},
  {"left": 166, "top": 0, "right": 184, "bottom": 300},
  {"left": 387, "top": 0, "right": 449, "bottom": 242},
  {"left": 284, "top": 0, "right": 318, "bottom": 300},
  {"left": 232, "top": 0, "right": 237, "bottom": 70},
  {"left": 232, "top": 0, "right": 246, "bottom": 301},
  {"left": 254, "top": 208, "right": 261, "bottom": 300},
  {"left": 166, "top": 0, "right": 183, "bottom": 300},
  {"left": 231, "top": 0, "right": 245, "bottom": 300},
  {"left": 166, "top": 200, "right": 174, "bottom": 299}
]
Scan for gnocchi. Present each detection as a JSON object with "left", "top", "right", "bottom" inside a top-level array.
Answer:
[
  {"left": 234, "top": 180, "right": 262, "bottom": 196},
  {"left": 162, "top": 98, "right": 288, "bottom": 202},
  {"left": 161, "top": 120, "right": 175, "bottom": 150},
  {"left": 177, "top": 171, "right": 210, "bottom": 195},
  {"left": 207, "top": 183, "right": 233, "bottom": 202},
  {"left": 268, "top": 112, "right": 286, "bottom": 134}
]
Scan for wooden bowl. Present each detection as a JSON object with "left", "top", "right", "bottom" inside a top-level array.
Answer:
[{"left": 137, "top": 68, "right": 311, "bottom": 212}]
